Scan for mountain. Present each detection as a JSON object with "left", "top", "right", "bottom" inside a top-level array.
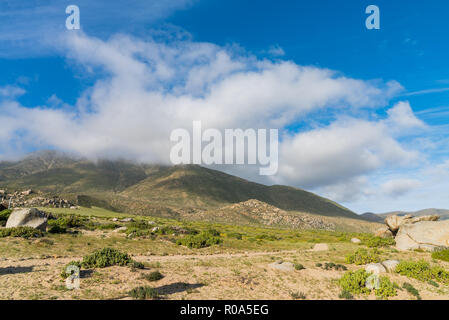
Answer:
[
  {"left": 377, "top": 208, "right": 449, "bottom": 220},
  {"left": 360, "top": 208, "right": 449, "bottom": 222},
  {"left": 360, "top": 212, "right": 384, "bottom": 223},
  {"left": 0, "top": 150, "right": 362, "bottom": 221}
]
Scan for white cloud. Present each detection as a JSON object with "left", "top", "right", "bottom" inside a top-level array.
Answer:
[
  {"left": 0, "top": 31, "right": 434, "bottom": 211},
  {"left": 381, "top": 178, "right": 422, "bottom": 197}
]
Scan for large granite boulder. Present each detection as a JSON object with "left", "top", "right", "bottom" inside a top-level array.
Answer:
[
  {"left": 395, "top": 220, "right": 449, "bottom": 251},
  {"left": 375, "top": 226, "right": 394, "bottom": 238},
  {"left": 5, "top": 208, "right": 48, "bottom": 231},
  {"left": 384, "top": 215, "right": 413, "bottom": 233}
]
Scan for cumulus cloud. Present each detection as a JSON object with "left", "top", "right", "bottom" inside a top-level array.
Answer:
[
  {"left": 274, "top": 102, "right": 422, "bottom": 189},
  {"left": 381, "top": 178, "right": 422, "bottom": 197},
  {"left": 0, "top": 31, "right": 429, "bottom": 207}
]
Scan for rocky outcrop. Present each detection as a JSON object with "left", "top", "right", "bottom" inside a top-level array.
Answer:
[
  {"left": 5, "top": 208, "right": 48, "bottom": 231},
  {"left": 365, "top": 263, "right": 386, "bottom": 275},
  {"left": 0, "top": 189, "right": 75, "bottom": 209},
  {"left": 395, "top": 220, "right": 449, "bottom": 251},
  {"left": 384, "top": 215, "right": 413, "bottom": 234},
  {"left": 382, "top": 260, "right": 399, "bottom": 273},
  {"left": 374, "top": 226, "right": 393, "bottom": 238}
]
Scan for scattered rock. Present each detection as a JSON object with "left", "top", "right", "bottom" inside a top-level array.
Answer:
[
  {"left": 375, "top": 226, "right": 394, "bottom": 239},
  {"left": 120, "top": 218, "right": 134, "bottom": 223},
  {"left": 381, "top": 260, "right": 399, "bottom": 273},
  {"left": 312, "top": 243, "right": 329, "bottom": 251},
  {"left": 365, "top": 263, "right": 386, "bottom": 275},
  {"left": 351, "top": 238, "right": 361, "bottom": 243},
  {"left": 113, "top": 226, "right": 127, "bottom": 233},
  {"left": 152, "top": 227, "right": 160, "bottom": 233},
  {"left": 112, "top": 218, "right": 118, "bottom": 222},
  {"left": 409, "top": 215, "right": 439, "bottom": 224},
  {"left": 5, "top": 208, "right": 48, "bottom": 231},
  {"left": 395, "top": 220, "right": 449, "bottom": 251},
  {"left": 269, "top": 261, "right": 295, "bottom": 271},
  {"left": 385, "top": 215, "right": 413, "bottom": 233}
]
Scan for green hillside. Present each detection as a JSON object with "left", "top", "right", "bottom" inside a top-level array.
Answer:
[{"left": 0, "top": 151, "right": 360, "bottom": 219}]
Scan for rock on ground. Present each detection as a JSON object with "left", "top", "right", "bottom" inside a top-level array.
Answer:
[
  {"left": 350, "top": 238, "right": 361, "bottom": 243},
  {"left": 385, "top": 215, "right": 413, "bottom": 233},
  {"left": 395, "top": 220, "right": 449, "bottom": 251},
  {"left": 5, "top": 208, "right": 48, "bottom": 231},
  {"left": 365, "top": 263, "right": 387, "bottom": 275},
  {"left": 382, "top": 260, "right": 399, "bottom": 273},
  {"left": 268, "top": 261, "right": 295, "bottom": 271},
  {"left": 375, "top": 226, "right": 394, "bottom": 238},
  {"left": 312, "top": 243, "right": 329, "bottom": 251}
]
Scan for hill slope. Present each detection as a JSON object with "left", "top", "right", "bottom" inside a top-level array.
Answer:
[{"left": 0, "top": 151, "right": 360, "bottom": 220}]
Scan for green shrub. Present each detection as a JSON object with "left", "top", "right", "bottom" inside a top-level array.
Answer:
[
  {"left": 60, "top": 261, "right": 82, "bottom": 279},
  {"left": 176, "top": 231, "right": 222, "bottom": 249},
  {"left": 338, "top": 290, "right": 354, "bottom": 300},
  {"left": 374, "top": 276, "right": 398, "bottom": 299},
  {"left": 0, "top": 226, "right": 44, "bottom": 238},
  {"left": 345, "top": 248, "right": 381, "bottom": 265},
  {"left": 432, "top": 248, "right": 449, "bottom": 262},
  {"left": 81, "top": 248, "right": 133, "bottom": 268},
  {"left": 395, "top": 260, "right": 449, "bottom": 284},
  {"left": 0, "top": 209, "right": 12, "bottom": 226},
  {"left": 129, "top": 286, "right": 159, "bottom": 300},
  {"left": 294, "top": 263, "right": 305, "bottom": 270},
  {"left": 128, "top": 261, "right": 145, "bottom": 270},
  {"left": 48, "top": 215, "right": 86, "bottom": 233},
  {"left": 428, "top": 280, "right": 439, "bottom": 287},
  {"left": 402, "top": 282, "right": 421, "bottom": 300},
  {"left": 338, "top": 269, "right": 371, "bottom": 295},
  {"left": 360, "top": 235, "right": 395, "bottom": 248},
  {"left": 142, "top": 271, "right": 164, "bottom": 282},
  {"left": 226, "top": 232, "right": 243, "bottom": 240},
  {"left": 321, "top": 262, "right": 347, "bottom": 271}
]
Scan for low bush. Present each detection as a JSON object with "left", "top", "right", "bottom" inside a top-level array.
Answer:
[
  {"left": 361, "top": 236, "right": 395, "bottom": 248},
  {"left": 176, "top": 231, "right": 222, "bottom": 249},
  {"left": 432, "top": 248, "right": 449, "bottom": 262},
  {"left": 0, "top": 226, "right": 43, "bottom": 238},
  {"left": 81, "top": 248, "right": 133, "bottom": 268},
  {"left": 374, "top": 276, "right": 398, "bottom": 299},
  {"left": 226, "top": 232, "right": 243, "bottom": 240},
  {"left": 395, "top": 260, "right": 449, "bottom": 284},
  {"left": 345, "top": 248, "right": 381, "bottom": 265},
  {"left": 128, "top": 260, "right": 145, "bottom": 270},
  {"left": 320, "top": 262, "right": 347, "bottom": 271},
  {"left": 142, "top": 271, "right": 164, "bottom": 282},
  {"left": 338, "top": 290, "right": 354, "bottom": 300},
  {"left": 402, "top": 282, "right": 421, "bottom": 300},
  {"left": 0, "top": 209, "right": 12, "bottom": 226},
  {"left": 129, "top": 286, "right": 159, "bottom": 300},
  {"left": 338, "top": 269, "right": 398, "bottom": 299},
  {"left": 338, "top": 269, "right": 371, "bottom": 295},
  {"left": 294, "top": 263, "right": 305, "bottom": 270}
]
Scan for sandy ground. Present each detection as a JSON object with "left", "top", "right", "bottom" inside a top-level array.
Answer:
[{"left": 1, "top": 247, "right": 449, "bottom": 300}]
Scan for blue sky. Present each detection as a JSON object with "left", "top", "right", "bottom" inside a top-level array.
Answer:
[{"left": 0, "top": 0, "right": 448, "bottom": 213}]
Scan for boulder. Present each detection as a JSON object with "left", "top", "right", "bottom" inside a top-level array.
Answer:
[
  {"left": 351, "top": 238, "right": 361, "bottom": 244},
  {"left": 375, "top": 226, "right": 394, "bottom": 238},
  {"left": 120, "top": 218, "right": 134, "bottom": 223},
  {"left": 385, "top": 215, "right": 413, "bottom": 233},
  {"left": 269, "top": 261, "right": 295, "bottom": 271},
  {"left": 365, "top": 263, "right": 386, "bottom": 275},
  {"left": 6, "top": 208, "right": 48, "bottom": 231},
  {"left": 395, "top": 220, "right": 449, "bottom": 251},
  {"left": 312, "top": 243, "right": 329, "bottom": 251},
  {"left": 409, "top": 215, "right": 439, "bottom": 224},
  {"left": 381, "top": 260, "right": 400, "bottom": 273}
]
